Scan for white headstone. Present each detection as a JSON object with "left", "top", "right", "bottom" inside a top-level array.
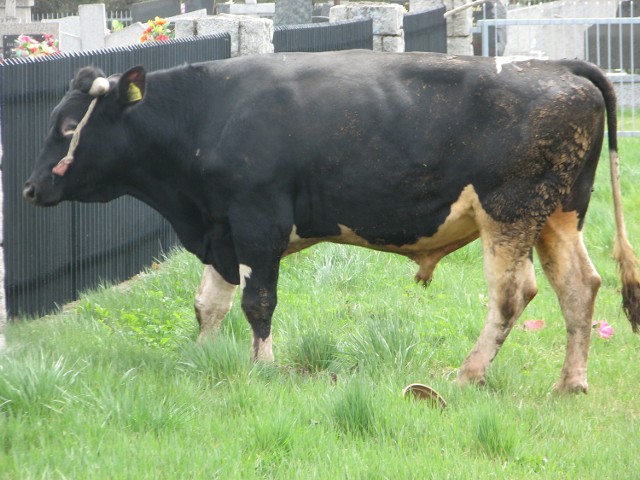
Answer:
[
  {"left": 105, "top": 22, "right": 146, "bottom": 48},
  {"left": 79, "top": 3, "right": 107, "bottom": 51}
]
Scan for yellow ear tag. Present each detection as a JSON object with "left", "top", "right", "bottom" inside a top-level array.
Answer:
[{"left": 127, "top": 82, "right": 142, "bottom": 103}]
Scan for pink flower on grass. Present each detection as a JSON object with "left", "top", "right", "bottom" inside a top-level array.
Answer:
[
  {"left": 594, "top": 321, "right": 614, "bottom": 339},
  {"left": 523, "top": 319, "right": 545, "bottom": 332}
]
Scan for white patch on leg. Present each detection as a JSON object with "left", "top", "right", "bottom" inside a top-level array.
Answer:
[
  {"left": 195, "top": 265, "right": 237, "bottom": 341},
  {"left": 252, "top": 334, "right": 274, "bottom": 362},
  {"left": 239, "top": 264, "right": 252, "bottom": 290}
]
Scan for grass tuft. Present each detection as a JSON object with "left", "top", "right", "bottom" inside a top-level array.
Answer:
[
  {"left": 285, "top": 329, "right": 341, "bottom": 374},
  {"left": 0, "top": 351, "right": 79, "bottom": 416},
  {"left": 474, "top": 406, "right": 518, "bottom": 460},
  {"left": 251, "top": 412, "right": 297, "bottom": 476},
  {"left": 329, "top": 378, "right": 381, "bottom": 437},
  {"left": 342, "top": 314, "right": 420, "bottom": 374},
  {"left": 178, "top": 334, "right": 251, "bottom": 383},
  {"left": 88, "top": 368, "right": 194, "bottom": 435}
]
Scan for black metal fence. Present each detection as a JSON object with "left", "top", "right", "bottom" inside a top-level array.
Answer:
[
  {"left": 274, "top": 19, "right": 373, "bottom": 52},
  {"left": 32, "top": 10, "right": 134, "bottom": 28},
  {"left": 0, "top": 34, "right": 231, "bottom": 317},
  {"left": 404, "top": 6, "right": 447, "bottom": 53}
]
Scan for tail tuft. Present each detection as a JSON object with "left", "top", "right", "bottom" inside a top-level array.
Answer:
[
  {"left": 610, "top": 149, "right": 640, "bottom": 333},
  {"left": 616, "top": 236, "right": 640, "bottom": 333}
]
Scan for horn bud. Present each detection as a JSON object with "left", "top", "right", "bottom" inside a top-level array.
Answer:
[{"left": 89, "top": 77, "right": 110, "bottom": 97}]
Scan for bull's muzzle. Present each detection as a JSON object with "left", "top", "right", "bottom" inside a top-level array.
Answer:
[
  {"left": 23, "top": 183, "right": 36, "bottom": 203},
  {"left": 22, "top": 179, "right": 60, "bottom": 207}
]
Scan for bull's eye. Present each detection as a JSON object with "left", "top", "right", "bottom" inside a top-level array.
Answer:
[{"left": 60, "top": 118, "right": 78, "bottom": 137}]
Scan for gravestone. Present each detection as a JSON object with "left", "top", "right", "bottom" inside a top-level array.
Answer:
[
  {"left": 131, "top": 0, "right": 181, "bottom": 23},
  {"left": 105, "top": 22, "right": 146, "bottom": 48},
  {"left": 410, "top": 0, "right": 444, "bottom": 11},
  {"left": 586, "top": 23, "right": 640, "bottom": 70},
  {"left": 617, "top": 0, "right": 639, "bottom": 16},
  {"left": 79, "top": 3, "right": 106, "bottom": 50},
  {"left": 0, "top": 0, "right": 32, "bottom": 23},
  {"left": 0, "top": 22, "right": 59, "bottom": 59},
  {"left": 185, "top": 0, "right": 214, "bottom": 15},
  {"left": 274, "top": 0, "right": 312, "bottom": 26},
  {"left": 2, "top": 32, "right": 45, "bottom": 58}
]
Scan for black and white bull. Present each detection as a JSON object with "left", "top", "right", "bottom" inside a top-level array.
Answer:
[{"left": 23, "top": 50, "right": 640, "bottom": 393}]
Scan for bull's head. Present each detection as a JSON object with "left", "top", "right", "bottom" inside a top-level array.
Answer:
[{"left": 23, "top": 65, "right": 146, "bottom": 206}]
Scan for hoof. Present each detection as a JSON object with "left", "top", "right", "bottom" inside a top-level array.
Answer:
[
  {"left": 456, "top": 369, "right": 486, "bottom": 388},
  {"left": 553, "top": 379, "right": 588, "bottom": 394},
  {"left": 196, "top": 329, "right": 219, "bottom": 344}
]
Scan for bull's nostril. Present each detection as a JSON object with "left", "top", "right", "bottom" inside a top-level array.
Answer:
[{"left": 23, "top": 184, "right": 36, "bottom": 201}]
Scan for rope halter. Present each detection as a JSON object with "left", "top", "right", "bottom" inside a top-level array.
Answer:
[{"left": 52, "top": 76, "right": 111, "bottom": 177}]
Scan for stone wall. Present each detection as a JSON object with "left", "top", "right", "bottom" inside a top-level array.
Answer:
[{"left": 177, "top": 3, "right": 412, "bottom": 55}]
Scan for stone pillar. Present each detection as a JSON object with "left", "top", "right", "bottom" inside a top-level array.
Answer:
[
  {"left": 330, "top": 2, "right": 405, "bottom": 53},
  {"left": 79, "top": 3, "right": 107, "bottom": 51},
  {"left": 4, "top": 0, "right": 16, "bottom": 18},
  {"left": 1, "top": 0, "right": 33, "bottom": 23},
  {"left": 443, "top": 0, "right": 472, "bottom": 55},
  {"left": 194, "top": 14, "right": 274, "bottom": 57},
  {"left": 409, "top": 0, "right": 444, "bottom": 12},
  {"left": 274, "top": 0, "right": 313, "bottom": 27}
]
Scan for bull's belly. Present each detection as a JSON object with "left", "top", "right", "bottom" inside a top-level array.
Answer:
[{"left": 284, "top": 185, "right": 482, "bottom": 282}]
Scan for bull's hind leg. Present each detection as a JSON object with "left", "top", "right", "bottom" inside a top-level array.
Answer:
[
  {"left": 194, "top": 265, "right": 238, "bottom": 342},
  {"left": 457, "top": 222, "right": 539, "bottom": 386},
  {"left": 536, "top": 209, "right": 601, "bottom": 393}
]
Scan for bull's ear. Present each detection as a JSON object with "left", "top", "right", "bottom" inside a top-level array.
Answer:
[{"left": 118, "top": 66, "right": 146, "bottom": 106}]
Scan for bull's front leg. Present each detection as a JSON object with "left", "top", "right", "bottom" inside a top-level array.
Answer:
[
  {"left": 231, "top": 213, "right": 289, "bottom": 362},
  {"left": 238, "top": 258, "right": 280, "bottom": 362},
  {"left": 194, "top": 265, "right": 238, "bottom": 342}
]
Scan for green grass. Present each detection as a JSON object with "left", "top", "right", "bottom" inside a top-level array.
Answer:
[{"left": 1, "top": 139, "right": 640, "bottom": 478}]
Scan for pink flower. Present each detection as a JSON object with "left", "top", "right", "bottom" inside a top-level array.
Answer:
[
  {"left": 595, "top": 321, "right": 614, "bottom": 339},
  {"left": 14, "top": 33, "right": 59, "bottom": 57},
  {"left": 523, "top": 319, "right": 545, "bottom": 332}
]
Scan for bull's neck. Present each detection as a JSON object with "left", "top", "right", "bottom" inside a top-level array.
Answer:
[{"left": 123, "top": 103, "right": 220, "bottom": 260}]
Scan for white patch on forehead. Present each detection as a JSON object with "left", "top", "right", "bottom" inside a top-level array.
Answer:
[{"left": 239, "top": 264, "right": 252, "bottom": 290}]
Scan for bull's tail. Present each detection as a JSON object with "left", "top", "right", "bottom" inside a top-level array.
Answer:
[{"left": 562, "top": 60, "right": 640, "bottom": 333}]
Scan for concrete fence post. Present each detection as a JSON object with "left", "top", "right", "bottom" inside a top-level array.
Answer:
[
  {"left": 443, "top": 0, "right": 473, "bottom": 55},
  {"left": 178, "top": 14, "right": 274, "bottom": 57},
  {"left": 330, "top": 2, "right": 405, "bottom": 52}
]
